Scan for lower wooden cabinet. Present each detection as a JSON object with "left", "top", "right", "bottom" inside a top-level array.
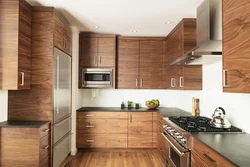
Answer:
[
  {"left": 192, "top": 137, "right": 236, "bottom": 167},
  {"left": 0, "top": 121, "right": 51, "bottom": 167},
  {"left": 128, "top": 112, "right": 153, "bottom": 148},
  {"left": 76, "top": 111, "right": 154, "bottom": 149}
]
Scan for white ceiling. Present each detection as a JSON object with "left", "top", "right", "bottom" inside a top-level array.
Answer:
[{"left": 27, "top": 0, "right": 203, "bottom": 36}]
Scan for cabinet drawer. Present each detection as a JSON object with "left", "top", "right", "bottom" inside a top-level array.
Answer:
[
  {"left": 77, "top": 134, "right": 127, "bottom": 148},
  {"left": 40, "top": 135, "right": 50, "bottom": 162},
  {"left": 53, "top": 116, "right": 71, "bottom": 144},
  {"left": 78, "top": 112, "right": 127, "bottom": 119},
  {"left": 192, "top": 138, "right": 235, "bottom": 167},
  {"left": 40, "top": 156, "right": 49, "bottom": 167},
  {"left": 53, "top": 134, "right": 71, "bottom": 167},
  {"left": 40, "top": 123, "right": 50, "bottom": 139},
  {"left": 78, "top": 118, "right": 127, "bottom": 134}
]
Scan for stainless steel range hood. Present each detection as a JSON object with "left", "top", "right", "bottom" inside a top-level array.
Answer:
[{"left": 170, "top": 0, "right": 222, "bottom": 65}]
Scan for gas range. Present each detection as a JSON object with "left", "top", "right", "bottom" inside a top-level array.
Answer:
[{"left": 162, "top": 116, "right": 242, "bottom": 150}]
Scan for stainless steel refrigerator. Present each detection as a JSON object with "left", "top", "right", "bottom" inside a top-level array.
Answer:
[{"left": 53, "top": 48, "right": 72, "bottom": 167}]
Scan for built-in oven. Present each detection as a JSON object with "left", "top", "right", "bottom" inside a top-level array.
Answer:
[
  {"left": 162, "top": 132, "right": 190, "bottom": 167},
  {"left": 82, "top": 68, "right": 113, "bottom": 88}
]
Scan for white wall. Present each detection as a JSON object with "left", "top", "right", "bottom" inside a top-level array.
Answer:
[
  {"left": 0, "top": 91, "right": 8, "bottom": 122},
  {"left": 70, "top": 26, "right": 83, "bottom": 155},
  {"left": 81, "top": 61, "right": 250, "bottom": 133}
]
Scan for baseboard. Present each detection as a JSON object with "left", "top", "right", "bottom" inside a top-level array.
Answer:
[{"left": 71, "top": 148, "right": 78, "bottom": 155}]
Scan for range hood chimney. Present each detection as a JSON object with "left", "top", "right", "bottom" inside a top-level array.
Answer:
[{"left": 170, "top": 0, "right": 222, "bottom": 65}]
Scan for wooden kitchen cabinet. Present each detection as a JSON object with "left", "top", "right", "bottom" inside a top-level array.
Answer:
[
  {"left": 117, "top": 37, "right": 165, "bottom": 89},
  {"left": 0, "top": 121, "right": 51, "bottom": 167},
  {"left": 128, "top": 112, "right": 153, "bottom": 148},
  {"left": 79, "top": 34, "right": 116, "bottom": 68},
  {"left": 192, "top": 137, "right": 236, "bottom": 167},
  {"left": 223, "top": 0, "right": 250, "bottom": 93},
  {"left": 166, "top": 18, "right": 202, "bottom": 90},
  {"left": 76, "top": 112, "right": 128, "bottom": 148},
  {"left": 0, "top": 0, "right": 32, "bottom": 90}
]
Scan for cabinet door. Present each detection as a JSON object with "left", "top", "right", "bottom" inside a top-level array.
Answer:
[
  {"left": 54, "top": 14, "right": 65, "bottom": 52},
  {"left": 79, "top": 37, "right": 98, "bottom": 67},
  {"left": 192, "top": 152, "right": 210, "bottom": 167},
  {"left": 117, "top": 39, "right": 139, "bottom": 89},
  {"left": 64, "top": 25, "right": 72, "bottom": 56},
  {"left": 223, "top": 0, "right": 250, "bottom": 93},
  {"left": 140, "top": 41, "right": 164, "bottom": 89},
  {"left": 98, "top": 38, "right": 116, "bottom": 67},
  {"left": 166, "top": 26, "right": 184, "bottom": 90},
  {"left": 183, "top": 66, "right": 202, "bottom": 90},
  {"left": 18, "top": 1, "right": 32, "bottom": 89},
  {"left": 128, "top": 112, "right": 153, "bottom": 148}
]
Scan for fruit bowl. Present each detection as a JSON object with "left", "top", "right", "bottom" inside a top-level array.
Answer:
[
  {"left": 145, "top": 99, "right": 160, "bottom": 109},
  {"left": 146, "top": 104, "right": 159, "bottom": 109}
]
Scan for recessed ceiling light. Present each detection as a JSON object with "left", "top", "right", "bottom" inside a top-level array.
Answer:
[
  {"left": 165, "top": 21, "right": 172, "bottom": 24},
  {"left": 93, "top": 25, "right": 99, "bottom": 29},
  {"left": 132, "top": 30, "right": 137, "bottom": 33}
]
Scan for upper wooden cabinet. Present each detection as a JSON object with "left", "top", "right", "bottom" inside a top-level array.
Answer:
[
  {"left": 166, "top": 19, "right": 202, "bottom": 90},
  {"left": 223, "top": 0, "right": 250, "bottom": 93},
  {"left": 79, "top": 34, "right": 116, "bottom": 68},
  {"left": 0, "top": 0, "right": 32, "bottom": 90},
  {"left": 117, "top": 37, "right": 165, "bottom": 89}
]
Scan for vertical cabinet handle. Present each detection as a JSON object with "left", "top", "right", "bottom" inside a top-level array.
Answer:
[
  {"left": 99, "top": 56, "right": 101, "bottom": 65},
  {"left": 180, "top": 77, "right": 184, "bottom": 87},
  {"left": 223, "top": 70, "right": 228, "bottom": 87},
  {"left": 140, "top": 79, "right": 143, "bottom": 88},
  {"left": 20, "top": 72, "right": 25, "bottom": 86},
  {"left": 171, "top": 78, "right": 175, "bottom": 88}
]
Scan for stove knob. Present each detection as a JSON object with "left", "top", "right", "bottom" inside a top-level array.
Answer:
[
  {"left": 163, "top": 124, "right": 168, "bottom": 128},
  {"left": 174, "top": 132, "right": 180, "bottom": 136},
  {"left": 181, "top": 138, "right": 187, "bottom": 144},
  {"left": 176, "top": 135, "right": 183, "bottom": 139}
]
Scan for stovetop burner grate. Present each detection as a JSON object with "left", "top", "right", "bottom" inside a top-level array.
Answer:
[{"left": 169, "top": 116, "right": 242, "bottom": 132}]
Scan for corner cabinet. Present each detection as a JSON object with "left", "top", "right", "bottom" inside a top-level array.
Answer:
[
  {"left": 223, "top": 0, "right": 250, "bottom": 93},
  {"left": 166, "top": 19, "right": 202, "bottom": 90},
  {"left": 117, "top": 37, "right": 165, "bottom": 89},
  {"left": 0, "top": 0, "right": 32, "bottom": 90}
]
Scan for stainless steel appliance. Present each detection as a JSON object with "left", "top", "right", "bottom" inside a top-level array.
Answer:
[
  {"left": 53, "top": 48, "right": 72, "bottom": 167},
  {"left": 170, "top": 0, "right": 222, "bottom": 65},
  {"left": 161, "top": 116, "right": 241, "bottom": 167},
  {"left": 82, "top": 68, "right": 113, "bottom": 88},
  {"left": 210, "top": 107, "right": 232, "bottom": 128}
]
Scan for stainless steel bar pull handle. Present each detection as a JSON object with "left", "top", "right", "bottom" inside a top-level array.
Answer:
[
  {"left": 180, "top": 77, "right": 184, "bottom": 87},
  {"left": 20, "top": 72, "right": 25, "bottom": 86},
  {"left": 171, "top": 78, "right": 174, "bottom": 87},
  {"left": 86, "top": 140, "right": 95, "bottom": 143},
  {"left": 43, "top": 145, "right": 49, "bottom": 150},
  {"left": 43, "top": 129, "right": 49, "bottom": 132},
  {"left": 223, "top": 69, "right": 228, "bottom": 87},
  {"left": 86, "top": 114, "right": 95, "bottom": 117},
  {"left": 86, "top": 125, "right": 95, "bottom": 128},
  {"left": 140, "top": 79, "right": 143, "bottom": 87}
]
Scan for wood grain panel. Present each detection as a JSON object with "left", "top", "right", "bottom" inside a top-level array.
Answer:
[
  {"left": 40, "top": 156, "right": 49, "bottom": 167},
  {"left": 152, "top": 112, "right": 157, "bottom": 148},
  {"left": 79, "top": 37, "right": 98, "bottom": 67},
  {"left": 40, "top": 135, "right": 50, "bottom": 162},
  {"left": 223, "top": 0, "right": 250, "bottom": 93},
  {"left": 139, "top": 41, "right": 164, "bottom": 89},
  {"left": 192, "top": 152, "right": 210, "bottom": 167},
  {"left": 8, "top": 8, "right": 54, "bottom": 121},
  {"left": 117, "top": 39, "right": 140, "bottom": 89},
  {"left": 192, "top": 137, "right": 236, "bottom": 167},
  {"left": 128, "top": 112, "right": 153, "bottom": 148},
  {"left": 98, "top": 38, "right": 116, "bottom": 67},
  {"left": 0, "top": 128, "right": 40, "bottom": 167},
  {"left": 76, "top": 134, "right": 127, "bottom": 148},
  {"left": 77, "top": 118, "right": 127, "bottom": 134},
  {"left": 77, "top": 112, "right": 128, "bottom": 119},
  {"left": 183, "top": 66, "right": 202, "bottom": 90}
]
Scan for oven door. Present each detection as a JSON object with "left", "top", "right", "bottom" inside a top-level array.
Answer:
[
  {"left": 82, "top": 68, "right": 112, "bottom": 88},
  {"left": 162, "top": 132, "right": 190, "bottom": 167}
]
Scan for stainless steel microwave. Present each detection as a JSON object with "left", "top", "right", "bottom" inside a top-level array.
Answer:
[{"left": 82, "top": 68, "right": 113, "bottom": 88}]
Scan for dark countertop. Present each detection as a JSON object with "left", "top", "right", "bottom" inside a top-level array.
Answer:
[
  {"left": 77, "top": 107, "right": 191, "bottom": 117},
  {"left": 0, "top": 120, "right": 50, "bottom": 128},
  {"left": 192, "top": 133, "right": 250, "bottom": 167}
]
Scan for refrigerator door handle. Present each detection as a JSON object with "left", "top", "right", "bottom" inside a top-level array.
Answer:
[{"left": 56, "top": 55, "right": 60, "bottom": 114}]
